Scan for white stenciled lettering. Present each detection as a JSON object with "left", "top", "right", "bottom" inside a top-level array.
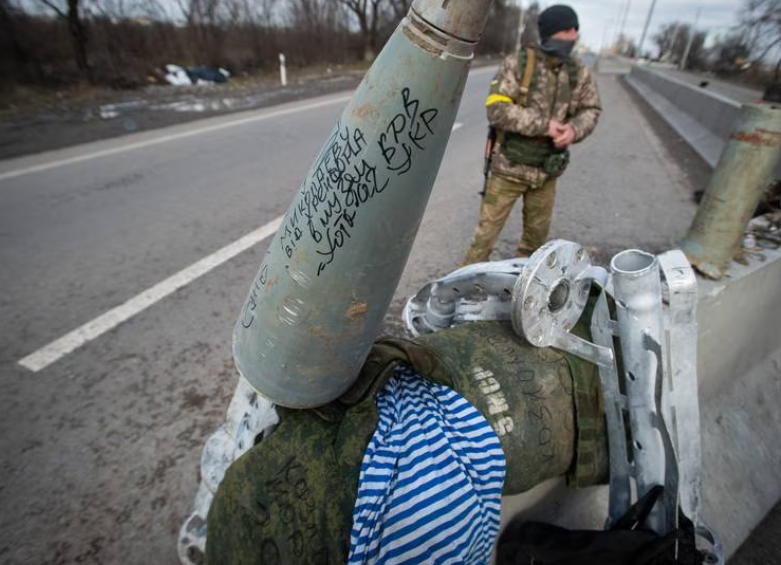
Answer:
[
  {"left": 486, "top": 393, "right": 509, "bottom": 415},
  {"left": 493, "top": 416, "right": 515, "bottom": 436},
  {"left": 478, "top": 376, "right": 500, "bottom": 395},
  {"left": 472, "top": 365, "right": 513, "bottom": 432}
]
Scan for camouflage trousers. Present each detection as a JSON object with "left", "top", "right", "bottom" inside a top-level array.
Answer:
[{"left": 462, "top": 173, "right": 557, "bottom": 265}]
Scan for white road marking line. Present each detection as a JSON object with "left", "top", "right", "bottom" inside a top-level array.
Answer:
[
  {"left": 18, "top": 216, "right": 284, "bottom": 372},
  {"left": 0, "top": 96, "right": 352, "bottom": 182},
  {"left": 16, "top": 117, "right": 469, "bottom": 372}
]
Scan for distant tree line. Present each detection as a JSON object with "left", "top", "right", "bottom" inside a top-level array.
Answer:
[
  {"left": 0, "top": 0, "right": 522, "bottom": 90},
  {"left": 612, "top": 0, "right": 781, "bottom": 85},
  {"left": 3, "top": 0, "right": 781, "bottom": 92}
]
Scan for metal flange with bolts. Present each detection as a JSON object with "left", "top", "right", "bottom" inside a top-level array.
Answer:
[{"left": 404, "top": 239, "right": 724, "bottom": 564}]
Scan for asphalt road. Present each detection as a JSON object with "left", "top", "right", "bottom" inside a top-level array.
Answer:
[{"left": 0, "top": 57, "right": 725, "bottom": 565}]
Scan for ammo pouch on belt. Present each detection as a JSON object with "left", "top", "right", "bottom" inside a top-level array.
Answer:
[{"left": 501, "top": 131, "right": 570, "bottom": 177}]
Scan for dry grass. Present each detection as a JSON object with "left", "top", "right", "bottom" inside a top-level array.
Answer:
[{"left": 0, "top": 61, "right": 372, "bottom": 122}]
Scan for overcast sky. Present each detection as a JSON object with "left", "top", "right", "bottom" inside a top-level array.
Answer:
[{"left": 547, "top": 0, "right": 742, "bottom": 55}]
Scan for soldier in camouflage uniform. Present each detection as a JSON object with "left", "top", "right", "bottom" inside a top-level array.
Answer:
[{"left": 461, "top": 5, "right": 602, "bottom": 265}]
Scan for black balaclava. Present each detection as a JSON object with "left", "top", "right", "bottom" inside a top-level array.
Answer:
[{"left": 538, "top": 4, "right": 579, "bottom": 59}]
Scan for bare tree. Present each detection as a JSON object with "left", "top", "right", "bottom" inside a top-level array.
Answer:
[
  {"left": 476, "top": 0, "right": 523, "bottom": 55},
  {"left": 242, "top": 0, "right": 279, "bottom": 69},
  {"left": 652, "top": 22, "right": 706, "bottom": 68},
  {"left": 737, "top": 0, "right": 781, "bottom": 78},
  {"left": 386, "top": 0, "right": 409, "bottom": 21},
  {"left": 680, "top": 29, "right": 707, "bottom": 70},
  {"left": 282, "top": 0, "right": 350, "bottom": 65},
  {"left": 137, "top": 0, "right": 177, "bottom": 20},
  {"left": 0, "top": 0, "right": 43, "bottom": 83},
  {"left": 653, "top": 22, "right": 687, "bottom": 63},
  {"left": 37, "top": 0, "right": 92, "bottom": 80},
  {"left": 520, "top": 1, "right": 540, "bottom": 47},
  {"left": 709, "top": 31, "right": 752, "bottom": 73},
  {"left": 182, "top": 0, "right": 229, "bottom": 65},
  {"left": 286, "top": 0, "right": 324, "bottom": 31},
  {"left": 334, "top": 0, "right": 385, "bottom": 61},
  {"left": 2, "top": 0, "right": 515, "bottom": 90}
]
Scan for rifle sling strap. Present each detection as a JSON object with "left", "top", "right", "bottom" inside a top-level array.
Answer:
[{"left": 518, "top": 47, "right": 536, "bottom": 107}]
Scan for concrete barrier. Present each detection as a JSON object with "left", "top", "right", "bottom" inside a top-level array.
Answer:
[
  {"left": 623, "top": 64, "right": 741, "bottom": 169},
  {"left": 624, "top": 64, "right": 781, "bottom": 183},
  {"left": 499, "top": 246, "right": 781, "bottom": 561}
]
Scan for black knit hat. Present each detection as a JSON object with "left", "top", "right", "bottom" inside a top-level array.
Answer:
[{"left": 538, "top": 5, "right": 579, "bottom": 40}]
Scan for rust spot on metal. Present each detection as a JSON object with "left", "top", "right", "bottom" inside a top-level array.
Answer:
[
  {"left": 353, "top": 103, "right": 378, "bottom": 119},
  {"left": 309, "top": 325, "right": 331, "bottom": 345},
  {"left": 346, "top": 301, "right": 368, "bottom": 321},
  {"left": 730, "top": 128, "right": 781, "bottom": 147},
  {"left": 264, "top": 274, "right": 280, "bottom": 290},
  {"left": 403, "top": 23, "right": 444, "bottom": 57}
]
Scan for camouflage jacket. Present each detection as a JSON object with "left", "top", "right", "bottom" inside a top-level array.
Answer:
[
  {"left": 488, "top": 48, "right": 602, "bottom": 188},
  {"left": 206, "top": 321, "right": 608, "bottom": 565}
]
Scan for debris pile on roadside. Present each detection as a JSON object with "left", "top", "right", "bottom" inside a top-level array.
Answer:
[
  {"left": 150, "top": 65, "right": 231, "bottom": 86},
  {"left": 742, "top": 180, "right": 781, "bottom": 253}
]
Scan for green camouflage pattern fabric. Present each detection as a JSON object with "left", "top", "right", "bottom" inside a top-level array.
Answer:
[
  {"left": 461, "top": 173, "right": 557, "bottom": 264},
  {"left": 488, "top": 47, "right": 601, "bottom": 188},
  {"left": 411, "top": 321, "right": 608, "bottom": 493},
  {"left": 206, "top": 321, "right": 608, "bottom": 564}
]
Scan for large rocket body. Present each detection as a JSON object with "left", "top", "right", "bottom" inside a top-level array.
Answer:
[{"left": 233, "top": 2, "right": 493, "bottom": 407}]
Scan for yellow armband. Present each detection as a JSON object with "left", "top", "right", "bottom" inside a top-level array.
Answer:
[{"left": 486, "top": 94, "right": 513, "bottom": 107}]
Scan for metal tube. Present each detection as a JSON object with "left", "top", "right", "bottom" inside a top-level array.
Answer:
[
  {"left": 680, "top": 102, "right": 781, "bottom": 279},
  {"left": 610, "top": 249, "right": 670, "bottom": 534},
  {"left": 232, "top": 0, "right": 495, "bottom": 408}
]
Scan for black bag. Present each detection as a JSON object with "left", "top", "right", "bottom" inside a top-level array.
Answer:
[{"left": 496, "top": 486, "right": 706, "bottom": 565}]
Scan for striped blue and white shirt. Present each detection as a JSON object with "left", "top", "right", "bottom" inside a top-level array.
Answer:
[{"left": 348, "top": 365, "right": 507, "bottom": 564}]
